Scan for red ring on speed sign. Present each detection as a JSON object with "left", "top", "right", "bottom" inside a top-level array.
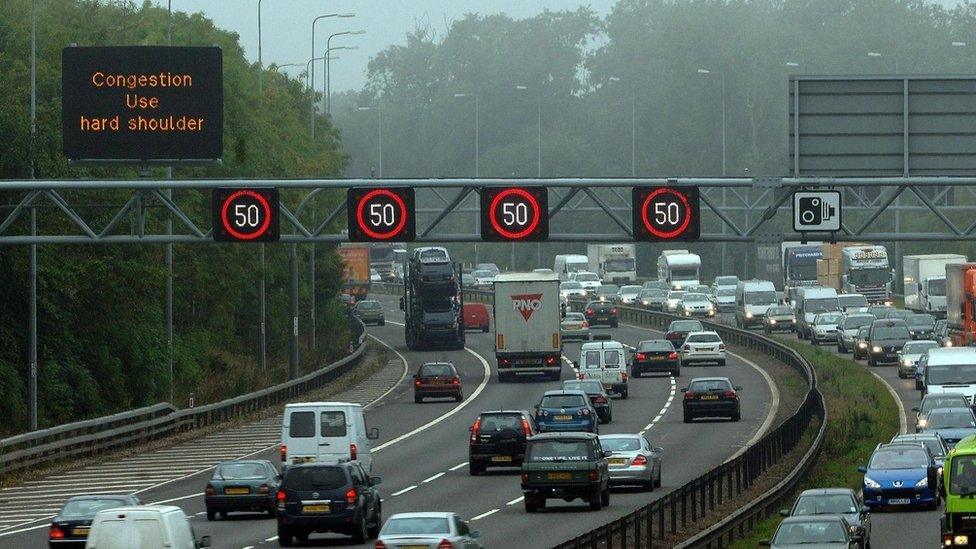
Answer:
[
  {"left": 489, "top": 188, "right": 541, "bottom": 240},
  {"left": 641, "top": 188, "right": 692, "bottom": 239},
  {"left": 220, "top": 189, "right": 273, "bottom": 241},
  {"left": 356, "top": 189, "right": 408, "bottom": 240}
]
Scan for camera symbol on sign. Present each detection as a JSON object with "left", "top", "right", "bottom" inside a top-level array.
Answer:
[{"left": 798, "top": 197, "right": 836, "bottom": 225}]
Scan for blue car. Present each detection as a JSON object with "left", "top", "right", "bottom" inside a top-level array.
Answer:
[
  {"left": 858, "top": 443, "right": 939, "bottom": 510},
  {"left": 534, "top": 390, "right": 599, "bottom": 434}
]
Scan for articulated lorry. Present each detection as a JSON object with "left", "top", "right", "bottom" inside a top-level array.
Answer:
[
  {"left": 782, "top": 242, "right": 821, "bottom": 304},
  {"left": 400, "top": 254, "right": 464, "bottom": 351},
  {"left": 838, "top": 245, "right": 893, "bottom": 304},
  {"left": 587, "top": 244, "right": 637, "bottom": 283},
  {"left": 337, "top": 244, "right": 371, "bottom": 301},
  {"left": 657, "top": 250, "right": 701, "bottom": 290},
  {"left": 493, "top": 273, "right": 562, "bottom": 382},
  {"left": 947, "top": 263, "right": 976, "bottom": 347},
  {"left": 904, "top": 254, "right": 967, "bottom": 317}
]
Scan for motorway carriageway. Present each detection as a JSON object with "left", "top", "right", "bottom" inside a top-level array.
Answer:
[{"left": 2, "top": 295, "right": 779, "bottom": 549}]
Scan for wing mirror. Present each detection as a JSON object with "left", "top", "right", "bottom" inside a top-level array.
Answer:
[
  {"left": 603, "top": 450, "right": 613, "bottom": 458},
  {"left": 860, "top": 505, "right": 871, "bottom": 514},
  {"left": 857, "top": 466, "right": 868, "bottom": 473},
  {"left": 758, "top": 540, "right": 771, "bottom": 547},
  {"left": 367, "top": 427, "right": 380, "bottom": 440},
  {"left": 653, "top": 446, "right": 663, "bottom": 453},
  {"left": 911, "top": 407, "right": 920, "bottom": 412},
  {"left": 471, "top": 530, "right": 482, "bottom": 539},
  {"left": 369, "top": 476, "right": 382, "bottom": 486},
  {"left": 734, "top": 385, "right": 743, "bottom": 391},
  {"left": 779, "top": 508, "right": 790, "bottom": 517}
]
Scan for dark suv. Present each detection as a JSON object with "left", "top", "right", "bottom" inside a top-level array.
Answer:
[
  {"left": 276, "top": 462, "right": 382, "bottom": 546},
  {"left": 665, "top": 319, "right": 704, "bottom": 348},
  {"left": 866, "top": 319, "right": 912, "bottom": 367},
  {"left": 520, "top": 432, "right": 611, "bottom": 512},
  {"left": 469, "top": 410, "right": 536, "bottom": 475},
  {"left": 584, "top": 301, "right": 618, "bottom": 328}
]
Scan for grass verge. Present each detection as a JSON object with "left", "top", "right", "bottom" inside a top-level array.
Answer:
[{"left": 730, "top": 339, "right": 901, "bottom": 547}]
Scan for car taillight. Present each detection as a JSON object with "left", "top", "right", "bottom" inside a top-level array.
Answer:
[
  {"left": 582, "top": 320, "right": 589, "bottom": 328},
  {"left": 588, "top": 470, "right": 599, "bottom": 481},
  {"left": 594, "top": 395, "right": 607, "bottom": 404},
  {"left": 414, "top": 378, "right": 422, "bottom": 387},
  {"left": 346, "top": 488, "right": 357, "bottom": 506},
  {"left": 579, "top": 407, "right": 591, "bottom": 416},
  {"left": 205, "top": 484, "right": 215, "bottom": 496},
  {"left": 49, "top": 526, "right": 65, "bottom": 540},
  {"left": 470, "top": 418, "right": 481, "bottom": 443},
  {"left": 500, "top": 357, "right": 511, "bottom": 366},
  {"left": 622, "top": 373, "right": 628, "bottom": 382},
  {"left": 632, "top": 455, "right": 648, "bottom": 466},
  {"left": 586, "top": 308, "right": 595, "bottom": 315},
  {"left": 375, "top": 541, "right": 387, "bottom": 549},
  {"left": 635, "top": 352, "right": 646, "bottom": 361},
  {"left": 350, "top": 443, "right": 358, "bottom": 460},
  {"left": 683, "top": 344, "right": 690, "bottom": 351},
  {"left": 521, "top": 418, "right": 532, "bottom": 436},
  {"left": 578, "top": 372, "right": 585, "bottom": 380},
  {"left": 259, "top": 484, "right": 270, "bottom": 494},
  {"left": 280, "top": 444, "right": 287, "bottom": 462},
  {"left": 276, "top": 490, "right": 286, "bottom": 502},
  {"left": 546, "top": 355, "right": 557, "bottom": 365},
  {"left": 438, "top": 539, "right": 455, "bottom": 549},
  {"left": 610, "top": 308, "right": 617, "bottom": 315},
  {"left": 723, "top": 390, "right": 737, "bottom": 399},
  {"left": 452, "top": 377, "right": 460, "bottom": 385},
  {"left": 668, "top": 351, "right": 678, "bottom": 360},
  {"left": 684, "top": 392, "right": 694, "bottom": 400},
  {"left": 522, "top": 473, "right": 530, "bottom": 482}
]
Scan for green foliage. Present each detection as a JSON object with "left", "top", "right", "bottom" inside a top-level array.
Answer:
[{"left": 0, "top": 0, "right": 350, "bottom": 435}]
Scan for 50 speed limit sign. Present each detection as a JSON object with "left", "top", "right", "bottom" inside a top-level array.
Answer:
[
  {"left": 346, "top": 187, "right": 416, "bottom": 242},
  {"left": 212, "top": 187, "right": 280, "bottom": 242}
]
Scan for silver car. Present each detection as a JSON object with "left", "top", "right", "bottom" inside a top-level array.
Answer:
[
  {"left": 598, "top": 434, "right": 662, "bottom": 491},
  {"left": 376, "top": 512, "right": 483, "bottom": 548},
  {"left": 898, "top": 340, "right": 939, "bottom": 379},
  {"left": 560, "top": 312, "right": 591, "bottom": 341}
]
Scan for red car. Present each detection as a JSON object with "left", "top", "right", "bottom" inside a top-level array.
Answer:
[
  {"left": 463, "top": 303, "right": 490, "bottom": 333},
  {"left": 414, "top": 362, "right": 463, "bottom": 403}
]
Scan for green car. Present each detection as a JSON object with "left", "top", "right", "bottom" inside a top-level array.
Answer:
[
  {"left": 204, "top": 459, "right": 280, "bottom": 520},
  {"left": 353, "top": 299, "right": 385, "bottom": 326},
  {"left": 520, "top": 432, "right": 611, "bottom": 512}
]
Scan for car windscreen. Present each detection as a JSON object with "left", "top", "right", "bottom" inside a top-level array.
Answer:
[
  {"left": 814, "top": 313, "right": 841, "bottom": 325},
  {"left": 869, "top": 447, "right": 930, "bottom": 469},
  {"left": 872, "top": 325, "right": 910, "bottom": 340},
  {"left": 597, "top": 285, "right": 619, "bottom": 294},
  {"left": 420, "top": 363, "right": 454, "bottom": 377},
  {"left": 839, "top": 295, "right": 869, "bottom": 308},
  {"left": 561, "top": 282, "right": 583, "bottom": 290},
  {"left": 804, "top": 298, "right": 839, "bottom": 313},
  {"left": 683, "top": 293, "right": 709, "bottom": 303},
  {"left": 843, "top": 315, "right": 875, "bottom": 329},
  {"left": 908, "top": 315, "right": 936, "bottom": 328},
  {"left": 576, "top": 273, "right": 599, "bottom": 282},
  {"left": 562, "top": 381, "right": 602, "bottom": 394},
  {"left": 689, "top": 380, "right": 730, "bottom": 392},
  {"left": 420, "top": 295, "right": 454, "bottom": 313},
  {"left": 715, "top": 276, "right": 738, "bottom": 286},
  {"left": 478, "top": 414, "right": 523, "bottom": 431},
  {"left": 418, "top": 248, "right": 448, "bottom": 262},
  {"left": 671, "top": 268, "right": 698, "bottom": 280},
  {"left": 60, "top": 498, "right": 131, "bottom": 517},
  {"left": 773, "top": 521, "right": 848, "bottom": 545},
  {"left": 356, "top": 301, "right": 380, "bottom": 310},
  {"left": 926, "top": 410, "right": 976, "bottom": 429},
  {"left": 605, "top": 258, "right": 636, "bottom": 272},
  {"left": 283, "top": 466, "right": 346, "bottom": 490},
  {"left": 922, "top": 395, "right": 970, "bottom": 412},
  {"left": 215, "top": 462, "right": 269, "bottom": 480},
  {"left": 620, "top": 286, "right": 641, "bottom": 295},
  {"left": 671, "top": 321, "right": 703, "bottom": 331},
  {"left": 929, "top": 278, "right": 947, "bottom": 296},
  {"left": 599, "top": 438, "right": 641, "bottom": 452},
  {"left": 381, "top": 517, "right": 451, "bottom": 536},
  {"left": 640, "top": 289, "right": 666, "bottom": 298},
  {"left": 686, "top": 334, "right": 721, "bottom": 343},
  {"left": 638, "top": 340, "right": 673, "bottom": 351},
  {"left": 767, "top": 307, "right": 793, "bottom": 316},
  {"left": 563, "top": 313, "right": 585, "bottom": 322},
  {"left": 743, "top": 291, "right": 776, "bottom": 305},
  {"left": 926, "top": 364, "right": 976, "bottom": 385},
  {"left": 717, "top": 288, "right": 736, "bottom": 296},
  {"left": 526, "top": 439, "right": 592, "bottom": 461},
  {"left": 949, "top": 456, "right": 976, "bottom": 495},
  {"left": 472, "top": 270, "right": 492, "bottom": 278},
  {"left": 793, "top": 494, "right": 858, "bottom": 515},
  {"left": 667, "top": 291, "right": 686, "bottom": 300},
  {"left": 903, "top": 342, "right": 938, "bottom": 355},
  {"left": 540, "top": 395, "right": 587, "bottom": 408}
]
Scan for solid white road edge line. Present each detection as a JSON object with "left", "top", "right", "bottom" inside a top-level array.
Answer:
[
  {"left": 363, "top": 333, "right": 410, "bottom": 410},
  {"left": 868, "top": 370, "right": 908, "bottom": 434}
]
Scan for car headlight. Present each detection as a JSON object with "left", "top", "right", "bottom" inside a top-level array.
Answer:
[
  {"left": 915, "top": 476, "right": 928, "bottom": 488},
  {"left": 863, "top": 476, "right": 881, "bottom": 489},
  {"left": 642, "top": 300, "right": 650, "bottom": 305},
  {"left": 903, "top": 358, "right": 914, "bottom": 366},
  {"left": 946, "top": 340, "right": 954, "bottom": 347},
  {"left": 791, "top": 318, "right": 796, "bottom": 323},
  {"left": 884, "top": 301, "right": 893, "bottom": 306},
  {"left": 954, "top": 535, "right": 970, "bottom": 546},
  {"left": 769, "top": 319, "right": 777, "bottom": 324},
  {"left": 918, "top": 418, "right": 927, "bottom": 428},
  {"left": 858, "top": 342, "right": 867, "bottom": 348},
  {"left": 872, "top": 346, "right": 882, "bottom": 353},
  {"left": 745, "top": 312, "right": 753, "bottom": 318}
]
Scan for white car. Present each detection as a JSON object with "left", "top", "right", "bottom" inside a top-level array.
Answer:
[
  {"left": 679, "top": 331, "right": 726, "bottom": 366},
  {"left": 665, "top": 290, "right": 686, "bottom": 313},
  {"left": 619, "top": 285, "right": 642, "bottom": 304},
  {"left": 572, "top": 271, "right": 603, "bottom": 293},
  {"left": 560, "top": 281, "right": 588, "bottom": 300},
  {"left": 370, "top": 268, "right": 381, "bottom": 283},
  {"left": 838, "top": 293, "right": 870, "bottom": 313},
  {"left": 376, "top": 512, "right": 483, "bottom": 548},
  {"left": 678, "top": 293, "right": 716, "bottom": 317},
  {"left": 810, "top": 312, "right": 843, "bottom": 345},
  {"left": 471, "top": 269, "right": 495, "bottom": 287}
]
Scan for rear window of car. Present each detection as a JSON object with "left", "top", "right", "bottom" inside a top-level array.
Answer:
[
  {"left": 320, "top": 411, "right": 347, "bottom": 437},
  {"left": 541, "top": 395, "right": 587, "bottom": 408},
  {"left": 564, "top": 313, "right": 585, "bottom": 321},
  {"left": 638, "top": 340, "right": 672, "bottom": 351},
  {"left": 215, "top": 462, "right": 269, "bottom": 480},
  {"left": 604, "top": 351, "right": 620, "bottom": 367},
  {"left": 689, "top": 379, "right": 731, "bottom": 392},
  {"left": 289, "top": 411, "right": 315, "bottom": 438},
  {"left": 671, "top": 321, "right": 703, "bottom": 331},
  {"left": 686, "top": 333, "right": 721, "bottom": 343},
  {"left": 420, "top": 363, "right": 455, "bottom": 377},
  {"left": 583, "top": 350, "right": 601, "bottom": 368},
  {"left": 600, "top": 438, "right": 641, "bottom": 452},
  {"left": 563, "top": 381, "right": 602, "bottom": 394},
  {"left": 526, "top": 439, "right": 593, "bottom": 461},
  {"left": 478, "top": 414, "right": 523, "bottom": 430},
  {"left": 381, "top": 517, "right": 451, "bottom": 536},
  {"left": 283, "top": 466, "right": 347, "bottom": 490},
  {"left": 357, "top": 301, "right": 380, "bottom": 310},
  {"left": 60, "top": 499, "right": 131, "bottom": 517}
]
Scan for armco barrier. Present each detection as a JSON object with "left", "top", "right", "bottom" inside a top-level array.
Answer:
[{"left": 1, "top": 318, "right": 366, "bottom": 478}]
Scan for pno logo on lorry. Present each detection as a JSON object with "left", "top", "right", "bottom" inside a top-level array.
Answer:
[{"left": 511, "top": 293, "right": 543, "bottom": 321}]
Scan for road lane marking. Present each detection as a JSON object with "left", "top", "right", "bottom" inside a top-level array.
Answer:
[
  {"left": 868, "top": 370, "right": 908, "bottom": 434},
  {"left": 391, "top": 485, "right": 418, "bottom": 496},
  {"left": 640, "top": 376, "right": 677, "bottom": 434},
  {"left": 471, "top": 508, "right": 499, "bottom": 521},
  {"left": 449, "top": 462, "right": 469, "bottom": 471},
  {"left": 364, "top": 332, "right": 410, "bottom": 410},
  {"left": 506, "top": 496, "right": 524, "bottom": 505},
  {"left": 422, "top": 472, "right": 445, "bottom": 483},
  {"left": 264, "top": 536, "right": 278, "bottom": 542}
]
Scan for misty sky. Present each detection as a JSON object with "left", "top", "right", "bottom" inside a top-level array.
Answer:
[{"left": 154, "top": 0, "right": 961, "bottom": 93}]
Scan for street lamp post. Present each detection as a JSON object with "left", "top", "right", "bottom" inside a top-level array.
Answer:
[
  {"left": 309, "top": 14, "right": 354, "bottom": 138},
  {"left": 326, "top": 31, "right": 365, "bottom": 114},
  {"left": 454, "top": 93, "right": 480, "bottom": 177},
  {"left": 357, "top": 103, "right": 383, "bottom": 177},
  {"left": 305, "top": 55, "right": 338, "bottom": 135},
  {"left": 28, "top": 0, "right": 38, "bottom": 431}
]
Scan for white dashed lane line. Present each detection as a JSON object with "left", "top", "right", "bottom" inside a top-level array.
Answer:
[
  {"left": 449, "top": 462, "right": 469, "bottom": 471},
  {"left": 639, "top": 376, "right": 677, "bottom": 435},
  {"left": 391, "top": 485, "right": 418, "bottom": 497},
  {"left": 506, "top": 496, "right": 524, "bottom": 506},
  {"left": 471, "top": 509, "right": 500, "bottom": 521},
  {"left": 422, "top": 472, "right": 446, "bottom": 483}
]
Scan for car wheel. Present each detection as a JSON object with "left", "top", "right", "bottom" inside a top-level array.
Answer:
[
  {"left": 868, "top": 358, "right": 875, "bottom": 367},
  {"left": 631, "top": 366, "right": 640, "bottom": 378},
  {"left": 620, "top": 388, "right": 628, "bottom": 400},
  {"left": 469, "top": 461, "right": 483, "bottom": 476},
  {"left": 611, "top": 322, "right": 619, "bottom": 329},
  {"left": 811, "top": 338, "right": 819, "bottom": 346},
  {"left": 600, "top": 485, "right": 610, "bottom": 507},
  {"left": 655, "top": 469, "right": 662, "bottom": 488},
  {"left": 718, "top": 360, "right": 726, "bottom": 366},
  {"left": 367, "top": 506, "right": 381, "bottom": 538},
  {"left": 673, "top": 368, "right": 680, "bottom": 377},
  {"left": 379, "top": 320, "right": 385, "bottom": 326},
  {"left": 455, "top": 392, "right": 464, "bottom": 402},
  {"left": 589, "top": 489, "right": 603, "bottom": 511},
  {"left": 524, "top": 495, "right": 540, "bottom": 513},
  {"left": 351, "top": 513, "right": 368, "bottom": 544},
  {"left": 277, "top": 527, "right": 293, "bottom": 547},
  {"left": 606, "top": 409, "right": 612, "bottom": 423},
  {"left": 206, "top": 509, "right": 216, "bottom": 521},
  {"left": 683, "top": 413, "right": 692, "bottom": 423},
  {"left": 267, "top": 506, "right": 276, "bottom": 518},
  {"left": 414, "top": 394, "right": 423, "bottom": 404},
  {"left": 732, "top": 409, "right": 741, "bottom": 422}
]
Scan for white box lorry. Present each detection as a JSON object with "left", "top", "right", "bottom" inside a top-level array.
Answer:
[
  {"left": 493, "top": 273, "right": 562, "bottom": 382},
  {"left": 903, "top": 254, "right": 967, "bottom": 317},
  {"left": 657, "top": 250, "right": 702, "bottom": 290},
  {"left": 587, "top": 244, "right": 637, "bottom": 283}
]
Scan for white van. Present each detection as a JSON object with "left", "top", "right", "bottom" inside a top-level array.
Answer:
[
  {"left": 922, "top": 348, "right": 976, "bottom": 404},
  {"left": 85, "top": 505, "right": 209, "bottom": 549},
  {"left": 576, "top": 340, "right": 628, "bottom": 398},
  {"left": 734, "top": 280, "right": 777, "bottom": 329},
  {"left": 554, "top": 254, "right": 589, "bottom": 281},
  {"left": 280, "top": 402, "right": 380, "bottom": 472},
  {"left": 795, "top": 287, "right": 839, "bottom": 340}
]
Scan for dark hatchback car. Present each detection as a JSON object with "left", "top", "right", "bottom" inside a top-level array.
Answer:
[
  {"left": 584, "top": 300, "right": 618, "bottom": 328},
  {"left": 48, "top": 495, "right": 141, "bottom": 547},
  {"left": 520, "top": 432, "right": 612, "bottom": 512},
  {"left": 468, "top": 410, "right": 536, "bottom": 475},
  {"left": 780, "top": 488, "right": 871, "bottom": 546},
  {"left": 563, "top": 379, "right": 613, "bottom": 423},
  {"left": 631, "top": 339, "right": 680, "bottom": 377},
  {"left": 205, "top": 459, "right": 280, "bottom": 520},
  {"left": 682, "top": 377, "right": 742, "bottom": 422},
  {"left": 907, "top": 313, "right": 936, "bottom": 340},
  {"left": 866, "top": 319, "right": 912, "bottom": 367},
  {"left": 413, "top": 362, "right": 463, "bottom": 403},
  {"left": 665, "top": 319, "right": 705, "bottom": 348},
  {"left": 352, "top": 300, "right": 385, "bottom": 326},
  {"left": 276, "top": 462, "right": 382, "bottom": 546}
]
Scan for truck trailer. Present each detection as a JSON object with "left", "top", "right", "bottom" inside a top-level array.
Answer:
[
  {"left": 904, "top": 254, "right": 967, "bottom": 317},
  {"left": 493, "top": 273, "right": 562, "bottom": 382},
  {"left": 782, "top": 243, "right": 822, "bottom": 304},
  {"left": 337, "top": 244, "right": 371, "bottom": 301},
  {"left": 401, "top": 256, "right": 464, "bottom": 351},
  {"left": 587, "top": 244, "right": 637, "bottom": 283},
  {"left": 946, "top": 263, "right": 976, "bottom": 347}
]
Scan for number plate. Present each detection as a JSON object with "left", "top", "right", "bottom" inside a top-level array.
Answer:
[
  {"left": 700, "top": 395, "right": 719, "bottom": 400},
  {"left": 652, "top": 356, "right": 664, "bottom": 361},
  {"left": 887, "top": 498, "right": 911, "bottom": 505},
  {"left": 431, "top": 379, "right": 446, "bottom": 384},
  {"left": 609, "top": 458, "right": 628, "bottom": 465},
  {"left": 491, "top": 456, "right": 513, "bottom": 462},
  {"left": 547, "top": 472, "right": 572, "bottom": 480},
  {"left": 603, "top": 384, "right": 613, "bottom": 390},
  {"left": 71, "top": 527, "right": 90, "bottom": 536},
  {"left": 696, "top": 347, "right": 714, "bottom": 352},
  {"left": 224, "top": 487, "right": 250, "bottom": 495},
  {"left": 302, "top": 504, "right": 331, "bottom": 514},
  {"left": 554, "top": 414, "right": 572, "bottom": 421},
  {"left": 403, "top": 546, "right": 429, "bottom": 549}
]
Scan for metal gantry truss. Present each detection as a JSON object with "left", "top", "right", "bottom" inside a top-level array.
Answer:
[{"left": 2, "top": 176, "right": 976, "bottom": 245}]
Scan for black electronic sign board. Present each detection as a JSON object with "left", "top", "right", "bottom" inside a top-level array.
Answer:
[
  {"left": 346, "top": 187, "right": 416, "bottom": 242},
  {"left": 632, "top": 186, "right": 701, "bottom": 242},
  {"left": 480, "top": 187, "right": 549, "bottom": 242},
  {"left": 212, "top": 188, "right": 280, "bottom": 242},
  {"left": 62, "top": 46, "right": 223, "bottom": 162}
]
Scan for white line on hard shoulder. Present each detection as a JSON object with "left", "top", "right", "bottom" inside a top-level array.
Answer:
[
  {"left": 471, "top": 508, "right": 500, "bottom": 521},
  {"left": 391, "top": 485, "right": 418, "bottom": 497}
]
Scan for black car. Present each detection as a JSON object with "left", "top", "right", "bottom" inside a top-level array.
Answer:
[
  {"left": 631, "top": 339, "right": 680, "bottom": 377},
  {"left": 469, "top": 410, "right": 536, "bottom": 475},
  {"left": 866, "top": 319, "right": 911, "bottom": 367},
  {"left": 276, "top": 462, "right": 382, "bottom": 546},
  {"left": 584, "top": 301, "right": 618, "bottom": 328},
  {"left": 907, "top": 313, "right": 936, "bottom": 340},
  {"left": 205, "top": 459, "right": 279, "bottom": 520},
  {"left": 682, "top": 377, "right": 742, "bottom": 422},
  {"left": 48, "top": 495, "right": 142, "bottom": 548},
  {"left": 780, "top": 488, "right": 871, "bottom": 547},
  {"left": 520, "top": 432, "right": 612, "bottom": 512},
  {"left": 665, "top": 319, "right": 704, "bottom": 348},
  {"left": 563, "top": 379, "right": 613, "bottom": 423},
  {"left": 409, "top": 246, "right": 456, "bottom": 294}
]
